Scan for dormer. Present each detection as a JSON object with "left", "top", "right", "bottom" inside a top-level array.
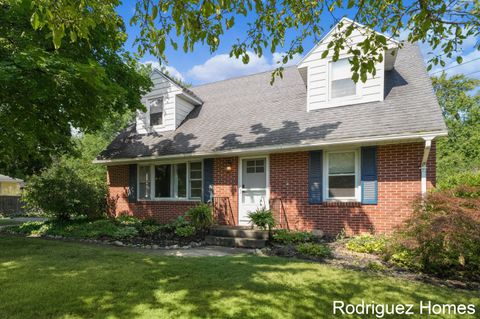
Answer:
[
  {"left": 297, "top": 18, "right": 399, "bottom": 111},
  {"left": 136, "top": 69, "right": 203, "bottom": 134}
]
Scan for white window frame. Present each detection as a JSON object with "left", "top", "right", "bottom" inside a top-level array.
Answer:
[
  {"left": 147, "top": 95, "right": 165, "bottom": 128},
  {"left": 323, "top": 149, "right": 361, "bottom": 202},
  {"left": 328, "top": 57, "right": 362, "bottom": 103},
  {"left": 137, "top": 161, "right": 202, "bottom": 201}
]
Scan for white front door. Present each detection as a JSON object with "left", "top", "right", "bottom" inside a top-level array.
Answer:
[{"left": 238, "top": 157, "right": 269, "bottom": 226}]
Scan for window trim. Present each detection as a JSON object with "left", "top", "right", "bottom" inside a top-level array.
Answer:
[
  {"left": 323, "top": 149, "right": 361, "bottom": 202},
  {"left": 137, "top": 161, "right": 203, "bottom": 201},
  {"left": 328, "top": 57, "right": 362, "bottom": 103}
]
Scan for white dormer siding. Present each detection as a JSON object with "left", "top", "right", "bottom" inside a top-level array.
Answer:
[
  {"left": 136, "top": 70, "right": 201, "bottom": 134},
  {"left": 298, "top": 18, "right": 398, "bottom": 111}
]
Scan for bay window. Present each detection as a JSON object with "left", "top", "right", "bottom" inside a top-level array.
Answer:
[
  {"left": 325, "top": 150, "right": 359, "bottom": 200},
  {"left": 138, "top": 161, "right": 202, "bottom": 200}
]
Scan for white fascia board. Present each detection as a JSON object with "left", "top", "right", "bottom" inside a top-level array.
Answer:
[
  {"left": 93, "top": 130, "right": 447, "bottom": 165},
  {"left": 297, "top": 17, "right": 399, "bottom": 68}
]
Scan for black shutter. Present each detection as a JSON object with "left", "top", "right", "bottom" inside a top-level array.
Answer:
[
  {"left": 203, "top": 158, "right": 214, "bottom": 203},
  {"left": 361, "top": 146, "right": 378, "bottom": 204},
  {"left": 128, "top": 164, "right": 137, "bottom": 203},
  {"left": 308, "top": 150, "right": 323, "bottom": 204}
]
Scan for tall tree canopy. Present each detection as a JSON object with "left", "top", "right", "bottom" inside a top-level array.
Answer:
[
  {"left": 0, "top": 0, "right": 152, "bottom": 177},
  {"left": 30, "top": 0, "right": 479, "bottom": 82},
  {"left": 432, "top": 74, "right": 480, "bottom": 185}
]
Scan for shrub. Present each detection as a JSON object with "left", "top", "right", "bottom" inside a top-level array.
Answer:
[
  {"left": 437, "top": 171, "right": 480, "bottom": 191},
  {"left": 186, "top": 204, "right": 213, "bottom": 230},
  {"left": 386, "top": 186, "right": 480, "bottom": 279},
  {"left": 296, "top": 243, "right": 332, "bottom": 259},
  {"left": 248, "top": 208, "right": 275, "bottom": 230},
  {"left": 116, "top": 215, "right": 142, "bottom": 227},
  {"left": 22, "top": 166, "right": 105, "bottom": 221},
  {"left": 167, "top": 216, "right": 197, "bottom": 238},
  {"left": 345, "top": 234, "right": 387, "bottom": 255},
  {"left": 175, "top": 225, "right": 196, "bottom": 237},
  {"left": 272, "top": 229, "right": 314, "bottom": 245}
]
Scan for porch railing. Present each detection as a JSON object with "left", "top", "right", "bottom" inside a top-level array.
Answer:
[
  {"left": 269, "top": 197, "right": 290, "bottom": 230},
  {"left": 212, "top": 196, "right": 235, "bottom": 226}
]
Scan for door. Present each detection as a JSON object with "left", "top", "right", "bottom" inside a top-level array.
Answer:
[{"left": 239, "top": 157, "right": 268, "bottom": 226}]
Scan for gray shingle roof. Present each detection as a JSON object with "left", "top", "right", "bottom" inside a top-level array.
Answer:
[{"left": 97, "top": 43, "right": 446, "bottom": 161}]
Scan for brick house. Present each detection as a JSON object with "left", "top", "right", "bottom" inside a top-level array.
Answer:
[{"left": 96, "top": 19, "right": 447, "bottom": 235}]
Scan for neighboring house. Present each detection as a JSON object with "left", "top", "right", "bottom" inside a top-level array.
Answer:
[
  {"left": 96, "top": 18, "right": 447, "bottom": 235},
  {"left": 0, "top": 174, "right": 24, "bottom": 215}
]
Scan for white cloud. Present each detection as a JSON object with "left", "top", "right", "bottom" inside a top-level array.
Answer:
[
  {"left": 142, "top": 60, "right": 186, "bottom": 82},
  {"left": 187, "top": 51, "right": 303, "bottom": 84}
]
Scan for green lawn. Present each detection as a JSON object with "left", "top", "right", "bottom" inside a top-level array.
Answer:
[{"left": 0, "top": 237, "right": 478, "bottom": 319}]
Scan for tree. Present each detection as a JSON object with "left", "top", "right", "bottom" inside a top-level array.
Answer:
[
  {"left": 30, "top": 0, "right": 479, "bottom": 83},
  {"left": 0, "top": 0, "right": 152, "bottom": 178},
  {"left": 22, "top": 109, "right": 136, "bottom": 220},
  {"left": 432, "top": 74, "right": 480, "bottom": 186}
]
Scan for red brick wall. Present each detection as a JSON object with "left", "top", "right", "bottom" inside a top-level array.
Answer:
[
  {"left": 106, "top": 141, "right": 436, "bottom": 233},
  {"left": 107, "top": 165, "right": 199, "bottom": 224},
  {"left": 212, "top": 157, "right": 238, "bottom": 225},
  {"left": 269, "top": 142, "right": 436, "bottom": 234}
]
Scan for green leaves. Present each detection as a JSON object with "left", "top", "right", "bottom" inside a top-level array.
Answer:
[{"left": 1, "top": 1, "right": 152, "bottom": 177}]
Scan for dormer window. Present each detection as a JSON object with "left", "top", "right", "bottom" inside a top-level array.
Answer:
[
  {"left": 330, "top": 58, "right": 356, "bottom": 99},
  {"left": 149, "top": 97, "right": 163, "bottom": 126}
]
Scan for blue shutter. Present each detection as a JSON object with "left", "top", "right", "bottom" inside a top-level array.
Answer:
[
  {"left": 203, "top": 158, "right": 214, "bottom": 203},
  {"left": 308, "top": 150, "right": 323, "bottom": 204},
  {"left": 128, "top": 164, "right": 137, "bottom": 203},
  {"left": 361, "top": 146, "right": 378, "bottom": 204}
]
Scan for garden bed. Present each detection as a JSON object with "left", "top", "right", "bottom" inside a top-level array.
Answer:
[{"left": 0, "top": 217, "right": 205, "bottom": 250}]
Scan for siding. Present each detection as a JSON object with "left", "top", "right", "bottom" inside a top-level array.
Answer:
[
  {"left": 299, "top": 28, "right": 385, "bottom": 111},
  {"left": 175, "top": 95, "right": 195, "bottom": 127},
  {"left": 137, "top": 72, "right": 183, "bottom": 134}
]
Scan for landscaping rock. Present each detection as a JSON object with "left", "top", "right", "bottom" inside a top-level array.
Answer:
[
  {"left": 113, "top": 241, "right": 124, "bottom": 246},
  {"left": 152, "top": 245, "right": 159, "bottom": 249}
]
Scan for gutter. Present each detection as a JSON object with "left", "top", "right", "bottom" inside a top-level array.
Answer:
[
  {"left": 93, "top": 130, "right": 447, "bottom": 165},
  {"left": 421, "top": 137, "right": 433, "bottom": 196}
]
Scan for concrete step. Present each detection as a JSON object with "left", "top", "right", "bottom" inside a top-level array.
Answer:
[
  {"left": 205, "top": 235, "right": 266, "bottom": 248},
  {"left": 210, "top": 227, "right": 269, "bottom": 240}
]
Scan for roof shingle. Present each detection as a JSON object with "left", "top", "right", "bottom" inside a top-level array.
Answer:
[{"left": 98, "top": 43, "right": 446, "bottom": 161}]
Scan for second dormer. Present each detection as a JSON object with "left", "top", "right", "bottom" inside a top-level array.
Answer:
[
  {"left": 298, "top": 18, "right": 399, "bottom": 111},
  {"left": 136, "top": 69, "right": 203, "bottom": 134}
]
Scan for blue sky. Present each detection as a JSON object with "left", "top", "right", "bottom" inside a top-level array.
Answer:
[{"left": 117, "top": 3, "right": 480, "bottom": 86}]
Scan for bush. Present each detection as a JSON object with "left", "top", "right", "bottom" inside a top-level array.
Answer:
[
  {"left": 175, "top": 225, "right": 196, "bottom": 237},
  {"left": 437, "top": 171, "right": 480, "bottom": 191},
  {"left": 345, "top": 234, "right": 387, "bottom": 255},
  {"left": 22, "top": 166, "right": 105, "bottom": 221},
  {"left": 167, "top": 216, "right": 197, "bottom": 238},
  {"left": 386, "top": 186, "right": 480, "bottom": 279},
  {"left": 5, "top": 219, "right": 139, "bottom": 239},
  {"left": 186, "top": 204, "right": 213, "bottom": 230},
  {"left": 272, "top": 229, "right": 314, "bottom": 245},
  {"left": 248, "top": 208, "right": 275, "bottom": 230},
  {"left": 296, "top": 243, "right": 332, "bottom": 259}
]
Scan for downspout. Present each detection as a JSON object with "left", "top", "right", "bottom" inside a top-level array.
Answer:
[{"left": 421, "top": 138, "right": 432, "bottom": 197}]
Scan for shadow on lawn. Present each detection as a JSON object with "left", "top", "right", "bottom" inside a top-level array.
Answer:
[{"left": 0, "top": 237, "right": 476, "bottom": 319}]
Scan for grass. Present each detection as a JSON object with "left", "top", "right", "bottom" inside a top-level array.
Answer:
[
  {"left": 0, "top": 218, "right": 22, "bottom": 226},
  {"left": 0, "top": 237, "right": 478, "bottom": 319}
]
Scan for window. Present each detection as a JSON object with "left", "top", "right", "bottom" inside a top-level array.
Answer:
[
  {"left": 330, "top": 58, "right": 356, "bottom": 99},
  {"left": 138, "top": 162, "right": 202, "bottom": 200},
  {"left": 189, "top": 162, "right": 202, "bottom": 199},
  {"left": 149, "top": 97, "right": 163, "bottom": 126},
  {"left": 139, "top": 166, "right": 151, "bottom": 199},
  {"left": 326, "top": 151, "right": 358, "bottom": 200},
  {"left": 246, "top": 160, "right": 264, "bottom": 173}
]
